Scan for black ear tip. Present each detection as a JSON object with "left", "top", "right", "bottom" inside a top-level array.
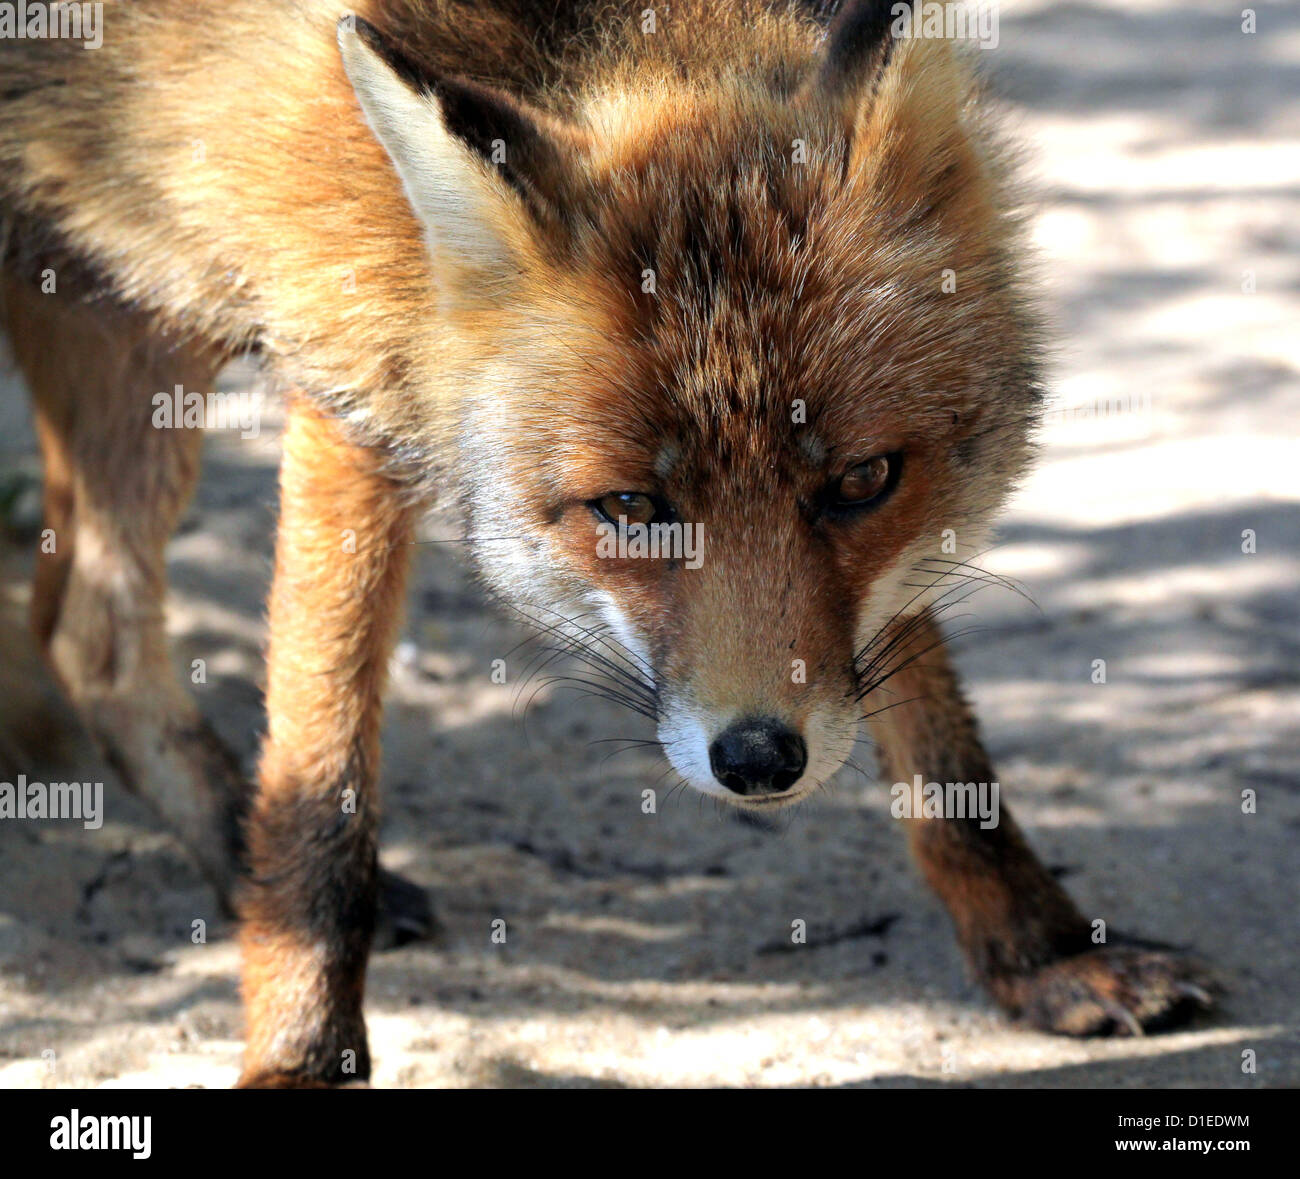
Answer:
[
  {"left": 827, "top": 0, "right": 897, "bottom": 57},
  {"left": 830, "top": 0, "right": 897, "bottom": 30},
  {"left": 338, "top": 13, "right": 438, "bottom": 95},
  {"left": 338, "top": 12, "right": 380, "bottom": 47},
  {"left": 815, "top": 0, "right": 899, "bottom": 92}
]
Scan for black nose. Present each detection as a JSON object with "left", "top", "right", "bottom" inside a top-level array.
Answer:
[{"left": 708, "top": 718, "right": 807, "bottom": 797}]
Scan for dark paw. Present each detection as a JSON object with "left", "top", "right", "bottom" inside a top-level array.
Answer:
[
  {"left": 1007, "top": 947, "right": 1217, "bottom": 1037},
  {"left": 373, "top": 866, "right": 439, "bottom": 951}
]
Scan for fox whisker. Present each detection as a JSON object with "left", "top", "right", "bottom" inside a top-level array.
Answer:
[{"left": 498, "top": 603, "right": 660, "bottom": 723}]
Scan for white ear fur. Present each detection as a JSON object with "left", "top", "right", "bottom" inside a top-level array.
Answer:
[{"left": 338, "top": 20, "right": 514, "bottom": 276}]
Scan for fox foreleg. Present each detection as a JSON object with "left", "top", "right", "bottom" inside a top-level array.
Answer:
[
  {"left": 865, "top": 610, "right": 1215, "bottom": 1036},
  {"left": 238, "top": 399, "right": 418, "bottom": 1087}
]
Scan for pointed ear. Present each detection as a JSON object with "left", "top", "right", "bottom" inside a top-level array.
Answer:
[
  {"left": 849, "top": 34, "right": 988, "bottom": 227},
  {"left": 337, "top": 15, "right": 578, "bottom": 291},
  {"left": 800, "top": 5, "right": 989, "bottom": 234},
  {"left": 799, "top": 0, "right": 899, "bottom": 108}
]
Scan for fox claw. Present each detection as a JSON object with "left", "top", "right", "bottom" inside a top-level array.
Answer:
[{"left": 998, "top": 946, "right": 1218, "bottom": 1037}]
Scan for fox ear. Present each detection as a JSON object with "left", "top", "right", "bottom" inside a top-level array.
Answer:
[
  {"left": 804, "top": 5, "right": 987, "bottom": 231},
  {"left": 801, "top": 0, "right": 899, "bottom": 106},
  {"left": 338, "top": 15, "right": 573, "bottom": 289}
]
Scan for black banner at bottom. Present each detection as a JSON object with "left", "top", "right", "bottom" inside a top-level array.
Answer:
[{"left": 2, "top": 1086, "right": 1289, "bottom": 1166}]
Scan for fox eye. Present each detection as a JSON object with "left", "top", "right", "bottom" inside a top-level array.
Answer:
[
  {"left": 832, "top": 454, "right": 899, "bottom": 510},
  {"left": 593, "top": 492, "right": 660, "bottom": 526}
]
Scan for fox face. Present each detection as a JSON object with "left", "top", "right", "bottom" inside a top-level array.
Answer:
[{"left": 340, "top": 5, "right": 1042, "bottom": 808}]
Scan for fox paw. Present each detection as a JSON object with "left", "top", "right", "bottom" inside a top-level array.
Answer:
[{"left": 1005, "top": 947, "right": 1217, "bottom": 1037}]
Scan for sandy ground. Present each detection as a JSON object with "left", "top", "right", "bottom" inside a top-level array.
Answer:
[{"left": 0, "top": 0, "right": 1297, "bottom": 1088}]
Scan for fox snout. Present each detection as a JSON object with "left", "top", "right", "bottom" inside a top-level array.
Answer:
[
  {"left": 708, "top": 717, "right": 808, "bottom": 798},
  {"left": 657, "top": 694, "right": 857, "bottom": 809}
]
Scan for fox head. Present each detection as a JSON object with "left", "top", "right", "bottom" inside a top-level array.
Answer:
[{"left": 339, "top": 1, "right": 1042, "bottom": 809}]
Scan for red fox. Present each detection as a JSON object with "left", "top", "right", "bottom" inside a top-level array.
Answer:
[{"left": 0, "top": 0, "right": 1213, "bottom": 1087}]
